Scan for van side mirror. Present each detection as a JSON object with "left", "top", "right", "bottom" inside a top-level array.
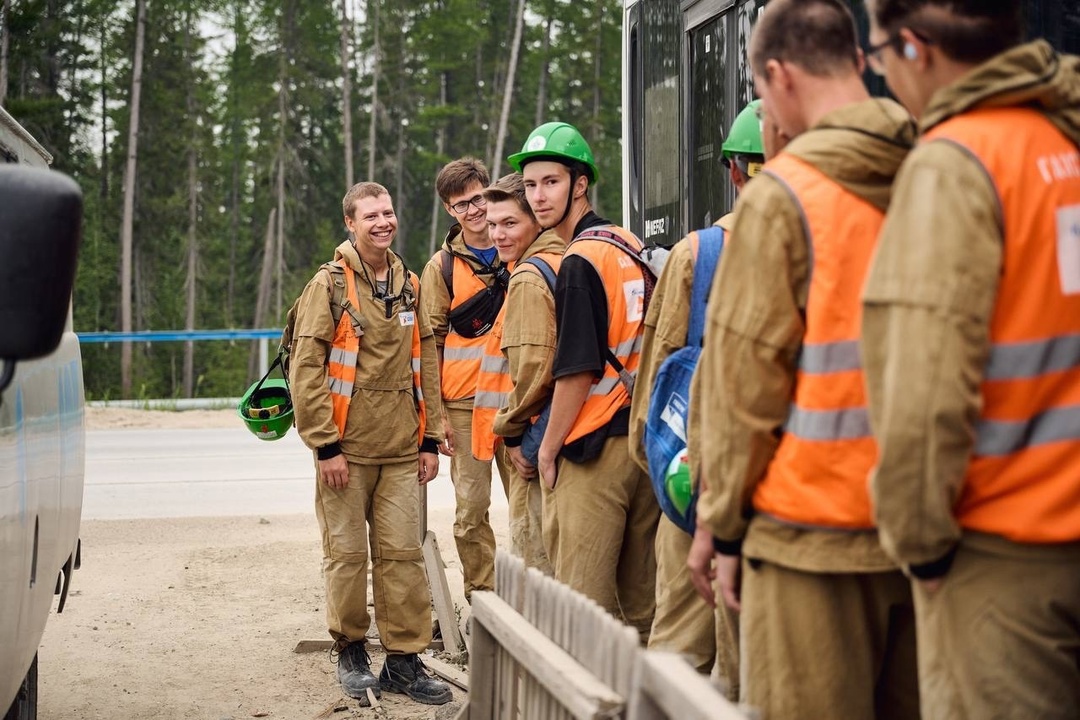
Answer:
[{"left": 0, "top": 166, "right": 83, "bottom": 381}]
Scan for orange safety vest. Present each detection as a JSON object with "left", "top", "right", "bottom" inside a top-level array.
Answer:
[
  {"left": 328, "top": 261, "right": 427, "bottom": 444},
  {"left": 442, "top": 254, "right": 499, "bottom": 402},
  {"left": 926, "top": 108, "right": 1080, "bottom": 543},
  {"left": 472, "top": 253, "right": 564, "bottom": 461},
  {"left": 563, "top": 226, "right": 646, "bottom": 446},
  {"left": 751, "top": 154, "right": 882, "bottom": 530}
]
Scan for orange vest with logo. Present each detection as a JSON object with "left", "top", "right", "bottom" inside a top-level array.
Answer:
[
  {"left": 472, "top": 253, "right": 563, "bottom": 461},
  {"left": 751, "top": 154, "right": 882, "bottom": 530},
  {"left": 926, "top": 108, "right": 1080, "bottom": 543},
  {"left": 328, "top": 262, "right": 426, "bottom": 444},
  {"left": 564, "top": 226, "right": 646, "bottom": 446},
  {"left": 442, "top": 254, "right": 498, "bottom": 402}
]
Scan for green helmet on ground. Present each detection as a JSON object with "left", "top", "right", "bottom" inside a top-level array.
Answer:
[
  {"left": 238, "top": 377, "right": 294, "bottom": 441},
  {"left": 507, "top": 122, "right": 600, "bottom": 183},
  {"left": 721, "top": 100, "right": 764, "bottom": 159}
]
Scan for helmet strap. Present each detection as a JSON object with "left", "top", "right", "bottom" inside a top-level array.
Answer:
[{"left": 547, "top": 165, "right": 578, "bottom": 233}]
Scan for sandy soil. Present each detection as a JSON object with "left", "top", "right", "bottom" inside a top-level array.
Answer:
[
  {"left": 85, "top": 406, "right": 240, "bottom": 430},
  {"left": 42, "top": 408, "right": 497, "bottom": 719}
]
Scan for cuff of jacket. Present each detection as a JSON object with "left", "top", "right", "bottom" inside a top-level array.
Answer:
[
  {"left": 908, "top": 545, "right": 958, "bottom": 580},
  {"left": 317, "top": 442, "right": 343, "bottom": 461},
  {"left": 713, "top": 537, "right": 743, "bottom": 557},
  {"left": 420, "top": 438, "right": 439, "bottom": 454},
  {"left": 502, "top": 433, "right": 523, "bottom": 448}
]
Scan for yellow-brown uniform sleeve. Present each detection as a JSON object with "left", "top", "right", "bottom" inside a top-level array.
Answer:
[
  {"left": 629, "top": 240, "right": 695, "bottom": 473},
  {"left": 420, "top": 253, "right": 451, "bottom": 347},
  {"left": 289, "top": 271, "right": 339, "bottom": 452},
  {"left": 694, "top": 178, "right": 809, "bottom": 549},
  {"left": 863, "top": 141, "right": 1001, "bottom": 574},
  {"left": 494, "top": 273, "right": 558, "bottom": 439},
  {"left": 415, "top": 277, "right": 446, "bottom": 443}
]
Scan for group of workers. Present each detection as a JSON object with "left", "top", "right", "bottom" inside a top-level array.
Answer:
[{"left": 285, "top": 0, "right": 1079, "bottom": 716}]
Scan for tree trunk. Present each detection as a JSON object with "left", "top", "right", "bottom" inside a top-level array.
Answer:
[
  {"left": 427, "top": 70, "right": 446, "bottom": 257},
  {"left": 275, "top": 0, "right": 291, "bottom": 321},
  {"left": 0, "top": 0, "right": 9, "bottom": 104},
  {"left": 99, "top": 9, "right": 108, "bottom": 202},
  {"left": 250, "top": 207, "right": 276, "bottom": 379},
  {"left": 182, "top": 5, "right": 198, "bottom": 399},
  {"left": 534, "top": 13, "right": 552, "bottom": 126},
  {"left": 591, "top": 0, "right": 604, "bottom": 139},
  {"left": 340, "top": 0, "right": 354, "bottom": 188},
  {"left": 119, "top": 0, "right": 147, "bottom": 398},
  {"left": 366, "top": 0, "right": 380, "bottom": 180},
  {"left": 492, "top": 0, "right": 526, "bottom": 178}
]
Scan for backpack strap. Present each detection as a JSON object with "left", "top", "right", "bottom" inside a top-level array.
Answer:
[
  {"left": 688, "top": 226, "right": 724, "bottom": 347},
  {"left": 521, "top": 256, "right": 557, "bottom": 293},
  {"left": 439, "top": 249, "right": 455, "bottom": 300}
]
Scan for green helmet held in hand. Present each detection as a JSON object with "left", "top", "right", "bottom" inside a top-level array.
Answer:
[
  {"left": 507, "top": 122, "right": 600, "bottom": 183},
  {"left": 721, "top": 99, "right": 765, "bottom": 159},
  {"left": 239, "top": 375, "right": 294, "bottom": 441}
]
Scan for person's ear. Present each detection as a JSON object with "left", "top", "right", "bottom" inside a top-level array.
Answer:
[
  {"left": 898, "top": 28, "right": 930, "bottom": 68},
  {"left": 574, "top": 174, "right": 589, "bottom": 199}
]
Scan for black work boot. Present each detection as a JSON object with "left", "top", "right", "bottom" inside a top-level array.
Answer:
[
  {"left": 378, "top": 653, "right": 453, "bottom": 705},
  {"left": 336, "top": 642, "right": 380, "bottom": 705}
]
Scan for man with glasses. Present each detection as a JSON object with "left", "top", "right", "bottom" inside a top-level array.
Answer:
[
  {"left": 685, "top": 1, "right": 919, "bottom": 717},
  {"left": 421, "top": 157, "right": 511, "bottom": 605},
  {"left": 861, "top": 2, "right": 1080, "bottom": 717}
]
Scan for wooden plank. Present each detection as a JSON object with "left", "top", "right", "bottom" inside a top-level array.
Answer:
[
  {"left": 423, "top": 656, "right": 469, "bottom": 691},
  {"left": 423, "top": 531, "right": 465, "bottom": 655},
  {"left": 628, "top": 651, "right": 748, "bottom": 720},
  {"left": 471, "top": 592, "right": 625, "bottom": 720},
  {"left": 469, "top": 611, "right": 498, "bottom": 720}
]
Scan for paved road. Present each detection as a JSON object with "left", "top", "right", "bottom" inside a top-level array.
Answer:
[{"left": 83, "top": 427, "right": 506, "bottom": 520}]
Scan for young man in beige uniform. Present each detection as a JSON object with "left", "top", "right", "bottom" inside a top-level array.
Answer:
[
  {"left": 472, "top": 173, "right": 565, "bottom": 573},
  {"left": 291, "top": 182, "right": 451, "bottom": 706},
  {"left": 862, "top": 2, "right": 1080, "bottom": 717},
  {"left": 420, "top": 158, "right": 511, "bottom": 603},
  {"left": 686, "top": 2, "right": 919, "bottom": 718},
  {"left": 628, "top": 99, "right": 771, "bottom": 695}
]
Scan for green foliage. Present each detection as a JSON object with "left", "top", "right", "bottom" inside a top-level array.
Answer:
[{"left": 3, "top": 0, "right": 626, "bottom": 398}]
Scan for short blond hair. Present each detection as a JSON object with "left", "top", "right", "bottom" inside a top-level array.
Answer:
[
  {"left": 342, "top": 182, "right": 390, "bottom": 218},
  {"left": 481, "top": 173, "right": 534, "bottom": 219}
]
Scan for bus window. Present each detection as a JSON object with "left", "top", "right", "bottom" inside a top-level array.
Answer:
[
  {"left": 642, "top": 0, "right": 681, "bottom": 247},
  {"left": 688, "top": 10, "right": 731, "bottom": 230}
]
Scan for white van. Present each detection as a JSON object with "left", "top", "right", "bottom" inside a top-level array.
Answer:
[{"left": 0, "top": 106, "right": 85, "bottom": 720}]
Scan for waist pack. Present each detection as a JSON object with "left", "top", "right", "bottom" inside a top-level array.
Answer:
[
  {"left": 644, "top": 226, "right": 724, "bottom": 536},
  {"left": 447, "top": 264, "right": 510, "bottom": 338},
  {"left": 516, "top": 256, "right": 558, "bottom": 467}
]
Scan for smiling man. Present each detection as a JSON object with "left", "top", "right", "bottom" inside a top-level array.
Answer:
[
  {"left": 471, "top": 173, "right": 565, "bottom": 574},
  {"left": 420, "top": 157, "right": 511, "bottom": 605},
  {"left": 290, "top": 181, "right": 450, "bottom": 706}
]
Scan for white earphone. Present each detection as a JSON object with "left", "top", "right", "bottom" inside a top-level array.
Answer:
[{"left": 903, "top": 43, "right": 918, "bottom": 60}]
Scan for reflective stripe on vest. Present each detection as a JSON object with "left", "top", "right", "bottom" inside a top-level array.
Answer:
[
  {"left": 328, "top": 263, "right": 426, "bottom": 445},
  {"left": 927, "top": 108, "right": 1080, "bottom": 543},
  {"left": 564, "top": 227, "right": 646, "bottom": 446},
  {"left": 443, "top": 254, "right": 497, "bottom": 401},
  {"left": 472, "top": 253, "right": 563, "bottom": 461},
  {"left": 751, "top": 154, "right": 882, "bottom": 530}
]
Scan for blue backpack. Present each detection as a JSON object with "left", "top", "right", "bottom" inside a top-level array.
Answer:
[{"left": 644, "top": 226, "right": 724, "bottom": 535}]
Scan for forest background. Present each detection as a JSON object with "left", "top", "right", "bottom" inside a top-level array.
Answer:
[{"left": 0, "top": 0, "right": 623, "bottom": 399}]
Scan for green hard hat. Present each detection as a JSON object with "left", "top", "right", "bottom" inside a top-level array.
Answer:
[
  {"left": 665, "top": 450, "right": 693, "bottom": 517},
  {"left": 507, "top": 122, "right": 600, "bottom": 182},
  {"left": 238, "top": 377, "right": 294, "bottom": 441},
  {"left": 721, "top": 100, "right": 764, "bottom": 159}
]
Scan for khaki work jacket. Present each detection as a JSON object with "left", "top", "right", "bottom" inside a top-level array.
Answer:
[{"left": 291, "top": 241, "right": 444, "bottom": 464}]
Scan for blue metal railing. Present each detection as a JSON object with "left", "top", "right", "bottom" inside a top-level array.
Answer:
[{"left": 78, "top": 329, "right": 285, "bottom": 376}]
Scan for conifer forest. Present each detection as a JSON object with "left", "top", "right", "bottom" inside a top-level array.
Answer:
[{"left": 1, "top": 0, "right": 624, "bottom": 399}]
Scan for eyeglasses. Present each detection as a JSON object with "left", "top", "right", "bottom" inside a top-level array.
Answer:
[
  {"left": 865, "top": 29, "right": 933, "bottom": 77},
  {"left": 449, "top": 194, "right": 487, "bottom": 214}
]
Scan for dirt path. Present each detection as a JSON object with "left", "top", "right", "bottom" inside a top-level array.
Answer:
[{"left": 43, "top": 409, "right": 496, "bottom": 719}]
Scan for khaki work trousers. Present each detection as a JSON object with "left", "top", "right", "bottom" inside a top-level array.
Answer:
[
  {"left": 504, "top": 447, "right": 552, "bottom": 574},
  {"left": 447, "top": 405, "right": 509, "bottom": 602},
  {"left": 543, "top": 434, "right": 659, "bottom": 642},
  {"left": 648, "top": 515, "right": 717, "bottom": 674},
  {"left": 740, "top": 560, "right": 919, "bottom": 720},
  {"left": 914, "top": 537, "right": 1080, "bottom": 720},
  {"left": 315, "top": 458, "right": 432, "bottom": 654}
]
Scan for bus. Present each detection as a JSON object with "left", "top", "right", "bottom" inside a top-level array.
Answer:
[
  {"left": 0, "top": 106, "right": 85, "bottom": 720},
  {"left": 622, "top": 0, "right": 1080, "bottom": 247}
]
